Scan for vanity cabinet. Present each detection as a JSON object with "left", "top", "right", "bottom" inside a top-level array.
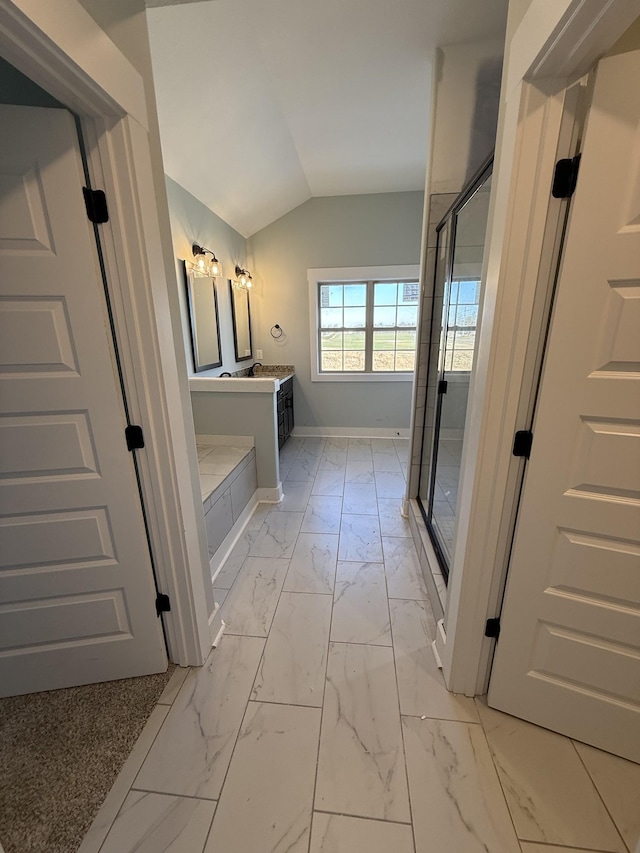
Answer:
[{"left": 277, "top": 378, "right": 294, "bottom": 448}]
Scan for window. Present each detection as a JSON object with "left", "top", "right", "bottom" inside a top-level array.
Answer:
[
  {"left": 443, "top": 279, "right": 480, "bottom": 372},
  {"left": 308, "top": 265, "right": 420, "bottom": 382}
]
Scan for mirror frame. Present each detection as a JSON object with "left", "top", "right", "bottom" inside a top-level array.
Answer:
[
  {"left": 229, "top": 279, "right": 253, "bottom": 362},
  {"left": 182, "top": 260, "right": 223, "bottom": 372}
]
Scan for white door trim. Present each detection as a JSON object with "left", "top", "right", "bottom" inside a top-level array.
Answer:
[
  {"left": 0, "top": 0, "right": 212, "bottom": 665},
  {"left": 436, "top": 0, "right": 640, "bottom": 694}
]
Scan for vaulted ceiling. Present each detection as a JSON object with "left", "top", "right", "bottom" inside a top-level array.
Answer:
[{"left": 146, "top": 0, "right": 507, "bottom": 237}]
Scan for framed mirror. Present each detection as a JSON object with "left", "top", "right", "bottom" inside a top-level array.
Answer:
[
  {"left": 182, "top": 260, "right": 222, "bottom": 371},
  {"left": 229, "top": 280, "right": 253, "bottom": 361}
]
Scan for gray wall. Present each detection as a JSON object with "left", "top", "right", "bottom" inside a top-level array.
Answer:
[
  {"left": 165, "top": 176, "right": 253, "bottom": 376},
  {"left": 249, "top": 191, "right": 424, "bottom": 431}
]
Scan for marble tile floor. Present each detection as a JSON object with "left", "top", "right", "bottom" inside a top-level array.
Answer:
[{"left": 81, "top": 436, "right": 639, "bottom": 853}]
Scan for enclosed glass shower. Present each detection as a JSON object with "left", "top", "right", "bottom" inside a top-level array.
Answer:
[{"left": 417, "top": 158, "right": 493, "bottom": 582}]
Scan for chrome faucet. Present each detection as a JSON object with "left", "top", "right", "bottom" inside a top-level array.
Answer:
[{"left": 248, "top": 362, "right": 262, "bottom": 377}]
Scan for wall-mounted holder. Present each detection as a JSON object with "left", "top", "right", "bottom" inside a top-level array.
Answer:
[{"left": 270, "top": 324, "right": 284, "bottom": 339}]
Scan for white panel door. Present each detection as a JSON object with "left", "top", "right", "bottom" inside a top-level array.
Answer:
[
  {"left": 0, "top": 105, "right": 167, "bottom": 696},
  {"left": 488, "top": 50, "right": 640, "bottom": 763}
]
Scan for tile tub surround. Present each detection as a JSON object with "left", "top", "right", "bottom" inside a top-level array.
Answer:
[
  {"left": 81, "top": 434, "right": 638, "bottom": 853},
  {"left": 196, "top": 438, "right": 258, "bottom": 565}
]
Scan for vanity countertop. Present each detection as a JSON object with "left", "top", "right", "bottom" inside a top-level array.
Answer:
[{"left": 189, "top": 366, "right": 294, "bottom": 393}]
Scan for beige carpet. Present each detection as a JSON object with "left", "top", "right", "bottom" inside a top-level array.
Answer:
[{"left": 0, "top": 667, "right": 175, "bottom": 853}]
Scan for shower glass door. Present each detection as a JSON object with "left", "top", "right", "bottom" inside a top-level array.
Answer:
[{"left": 418, "top": 159, "right": 492, "bottom": 581}]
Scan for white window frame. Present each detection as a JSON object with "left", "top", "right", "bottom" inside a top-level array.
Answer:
[{"left": 308, "top": 265, "right": 420, "bottom": 382}]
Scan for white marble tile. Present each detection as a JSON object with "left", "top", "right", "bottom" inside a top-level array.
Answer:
[
  {"left": 573, "top": 741, "right": 640, "bottom": 852},
  {"left": 331, "top": 561, "right": 392, "bottom": 646},
  {"left": 325, "top": 436, "right": 350, "bottom": 450},
  {"left": 212, "top": 528, "right": 259, "bottom": 589},
  {"left": 302, "top": 495, "right": 343, "bottom": 534},
  {"left": 373, "top": 453, "right": 402, "bottom": 473},
  {"left": 349, "top": 437, "right": 371, "bottom": 446},
  {"left": 390, "top": 599, "right": 478, "bottom": 722},
  {"left": 204, "top": 490, "right": 233, "bottom": 556},
  {"left": 213, "top": 587, "right": 228, "bottom": 608},
  {"left": 157, "top": 666, "right": 189, "bottom": 706},
  {"left": 286, "top": 456, "right": 321, "bottom": 482},
  {"left": 476, "top": 701, "right": 625, "bottom": 851},
  {"left": 347, "top": 445, "right": 374, "bottom": 462},
  {"left": 199, "top": 473, "right": 224, "bottom": 500},
  {"left": 134, "top": 636, "right": 264, "bottom": 800},
  {"left": 199, "top": 460, "right": 235, "bottom": 475},
  {"left": 230, "top": 459, "right": 257, "bottom": 520},
  {"left": 249, "top": 510, "right": 304, "bottom": 559},
  {"left": 206, "top": 702, "right": 321, "bottom": 853},
  {"left": 246, "top": 502, "right": 273, "bottom": 530},
  {"left": 378, "top": 498, "right": 412, "bottom": 537},
  {"left": 345, "top": 460, "right": 375, "bottom": 484},
  {"left": 303, "top": 437, "right": 326, "bottom": 453},
  {"left": 223, "top": 556, "right": 289, "bottom": 636},
  {"left": 315, "top": 642, "right": 410, "bottom": 822},
  {"left": 319, "top": 450, "right": 348, "bottom": 470},
  {"left": 375, "top": 471, "right": 406, "bottom": 499},
  {"left": 272, "top": 480, "right": 313, "bottom": 512},
  {"left": 383, "top": 536, "right": 427, "bottom": 599},
  {"left": 339, "top": 513, "right": 383, "bottom": 562},
  {"left": 99, "top": 791, "right": 215, "bottom": 853},
  {"left": 370, "top": 439, "right": 396, "bottom": 452},
  {"left": 206, "top": 445, "right": 249, "bottom": 463},
  {"left": 279, "top": 442, "right": 302, "bottom": 466},
  {"left": 77, "top": 706, "right": 170, "bottom": 853},
  {"left": 312, "top": 470, "right": 345, "bottom": 497},
  {"left": 403, "top": 716, "right": 520, "bottom": 853},
  {"left": 343, "top": 482, "right": 378, "bottom": 515},
  {"left": 252, "top": 591, "right": 332, "bottom": 707},
  {"left": 310, "top": 812, "right": 415, "bottom": 853},
  {"left": 284, "top": 532, "right": 338, "bottom": 594}
]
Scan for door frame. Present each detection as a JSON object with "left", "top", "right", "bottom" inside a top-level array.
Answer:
[
  {"left": 0, "top": 0, "right": 213, "bottom": 666},
  {"left": 435, "top": 0, "right": 640, "bottom": 694}
]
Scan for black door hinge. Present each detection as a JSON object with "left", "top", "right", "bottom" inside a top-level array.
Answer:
[
  {"left": 512, "top": 429, "right": 533, "bottom": 459},
  {"left": 125, "top": 424, "right": 145, "bottom": 451},
  {"left": 82, "top": 186, "right": 109, "bottom": 223},
  {"left": 551, "top": 154, "right": 581, "bottom": 199},
  {"left": 438, "top": 379, "right": 448, "bottom": 394},
  {"left": 485, "top": 617, "right": 500, "bottom": 639},
  {"left": 156, "top": 593, "right": 171, "bottom": 616}
]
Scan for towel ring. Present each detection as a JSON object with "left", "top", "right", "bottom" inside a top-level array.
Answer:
[{"left": 270, "top": 324, "right": 283, "bottom": 339}]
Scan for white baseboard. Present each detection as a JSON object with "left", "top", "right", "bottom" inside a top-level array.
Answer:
[
  {"left": 196, "top": 433, "right": 255, "bottom": 447},
  {"left": 291, "top": 426, "right": 410, "bottom": 439},
  {"left": 209, "top": 494, "right": 260, "bottom": 584},
  {"left": 255, "top": 483, "right": 283, "bottom": 502}
]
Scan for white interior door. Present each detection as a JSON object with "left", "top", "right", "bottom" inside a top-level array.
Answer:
[
  {"left": 0, "top": 104, "right": 167, "bottom": 696},
  {"left": 488, "top": 49, "right": 640, "bottom": 763}
]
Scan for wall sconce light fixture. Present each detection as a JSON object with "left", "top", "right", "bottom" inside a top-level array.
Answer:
[
  {"left": 234, "top": 265, "right": 253, "bottom": 289},
  {"left": 192, "top": 243, "right": 223, "bottom": 278}
]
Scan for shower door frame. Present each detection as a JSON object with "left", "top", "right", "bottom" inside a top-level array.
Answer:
[{"left": 418, "top": 156, "right": 494, "bottom": 582}]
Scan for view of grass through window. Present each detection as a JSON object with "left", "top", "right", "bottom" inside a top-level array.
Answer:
[
  {"left": 319, "top": 281, "right": 418, "bottom": 373},
  {"left": 443, "top": 279, "right": 480, "bottom": 372}
]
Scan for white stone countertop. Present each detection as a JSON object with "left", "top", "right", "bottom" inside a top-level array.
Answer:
[{"left": 189, "top": 372, "right": 294, "bottom": 393}]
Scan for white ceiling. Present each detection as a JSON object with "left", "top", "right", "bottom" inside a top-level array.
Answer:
[{"left": 146, "top": 0, "right": 507, "bottom": 237}]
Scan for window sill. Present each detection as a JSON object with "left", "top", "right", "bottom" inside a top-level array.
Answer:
[{"left": 311, "top": 372, "right": 414, "bottom": 383}]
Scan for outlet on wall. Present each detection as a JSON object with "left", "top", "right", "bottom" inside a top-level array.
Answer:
[{"left": 256, "top": 349, "right": 263, "bottom": 359}]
